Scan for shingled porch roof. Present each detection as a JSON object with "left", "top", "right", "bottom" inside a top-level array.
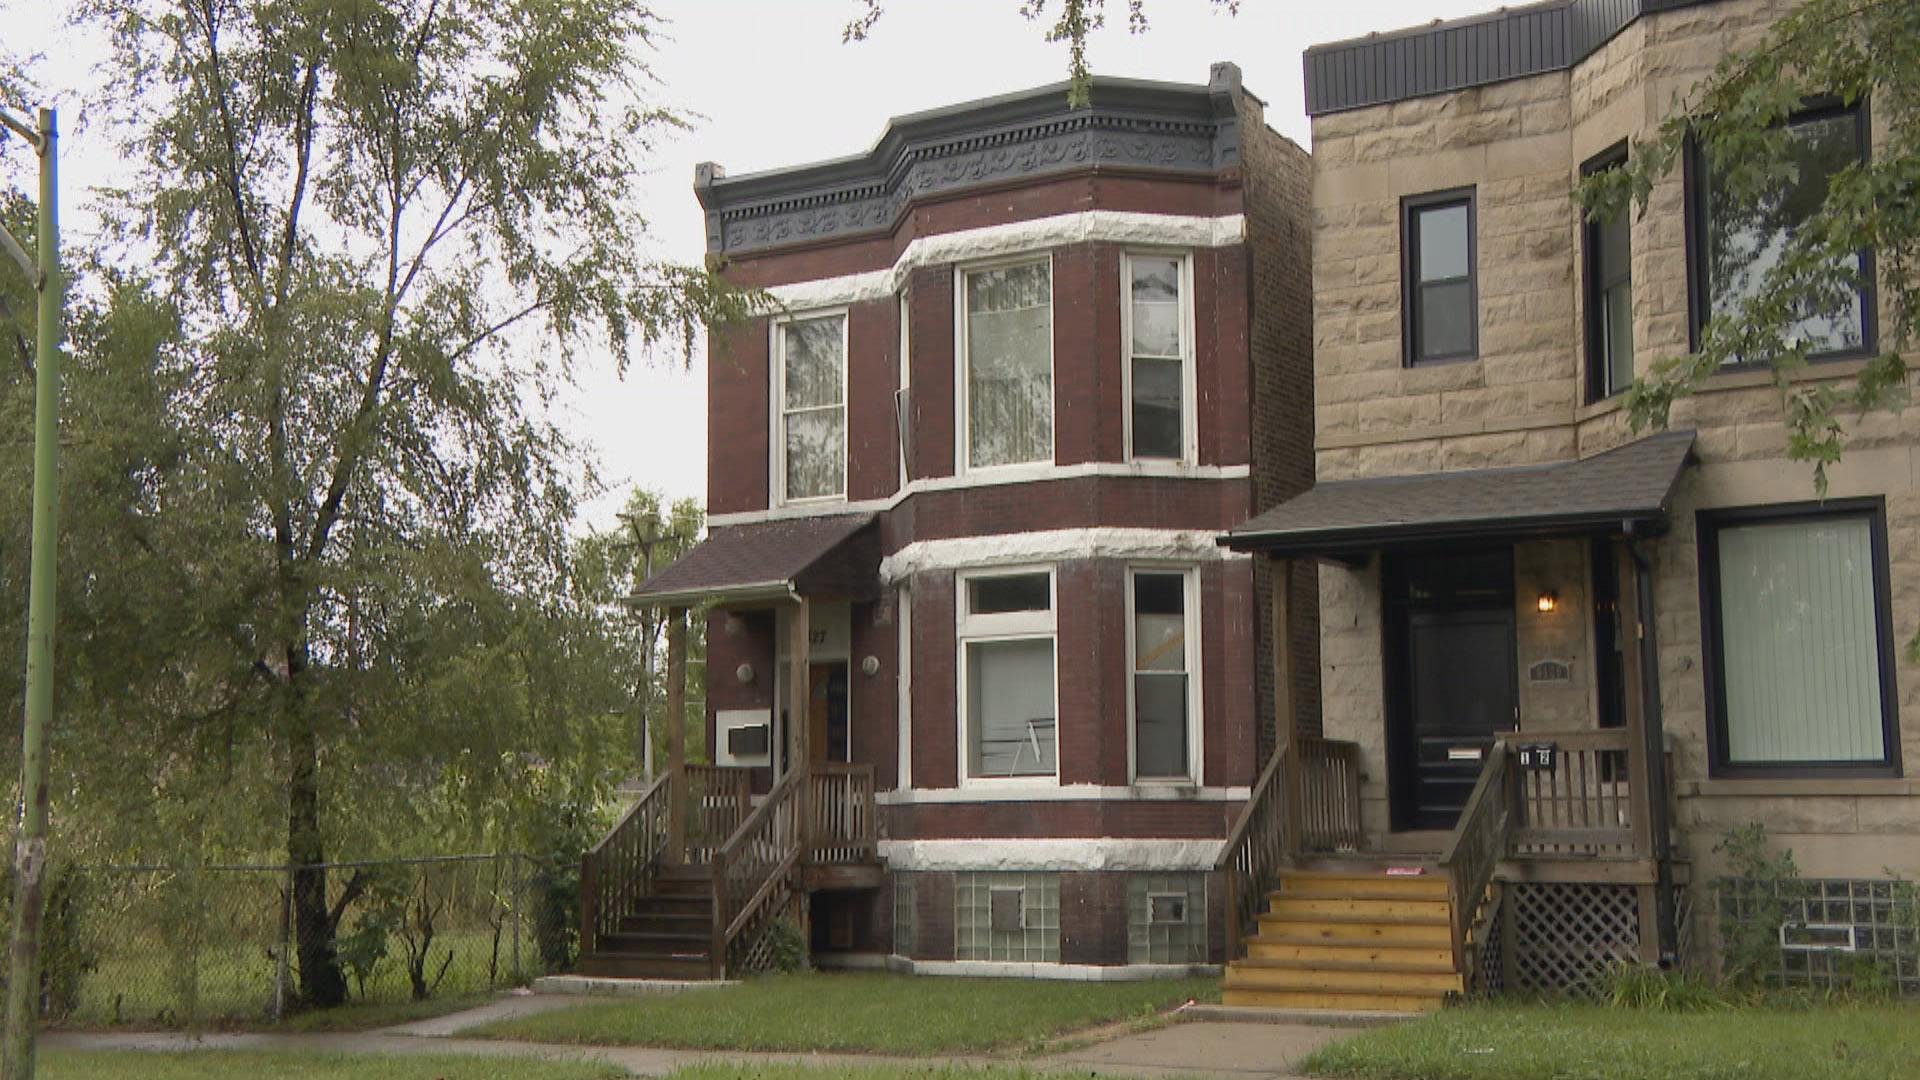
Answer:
[
  {"left": 1222, "top": 430, "right": 1696, "bottom": 559},
  {"left": 628, "top": 514, "right": 880, "bottom": 609}
]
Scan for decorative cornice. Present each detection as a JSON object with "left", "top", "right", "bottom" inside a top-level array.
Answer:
[
  {"left": 1303, "top": 0, "right": 1723, "bottom": 116},
  {"left": 694, "top": 64, "right": 1248, "bottom": 256}
]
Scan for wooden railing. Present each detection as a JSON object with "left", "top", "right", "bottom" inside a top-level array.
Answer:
[
  {"left": 1440, "top": 741, "right": 1512, "bottom": 984},
  {"left": 1216, "top": 747, "right": 1291, "bottom": 961},
  {"left": 1297, "top": 737, "right": 1363, "bottom": 853},
  {"left": 579, "top": 770, "right": 673, "bottom": 959},
  {"left": 710, "top": 770, "right": 804, "bottom": 979},
  {"left": 1498, "top": 730, "right": 1640, "bottom": 857},
  {"left": 808, "top": 763, "right": 877, "bottom": 864},
  {"left": 684, "top": 764, "right": 753, "bottom": 864}
]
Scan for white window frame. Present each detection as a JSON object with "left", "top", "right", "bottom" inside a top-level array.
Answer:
[
  {"left": 897, "top": 583, "right": 913, "bottom": 791},
  {"left": 954, "top": 255, "right": 1055, "bottom": 476},
  {"left": 1119, "top": 251, "right": 1198, "bottom": 464},
  {"left": 1125, "top": 565, "right": 1203, "bottom": 785},
  {"left": 955, "top": 565, "right": 1059, "bottom": 788},
  {"left": 897, "top": 290, "right": 912, "bottom": 490},
  {"left": 771, "top": 307, "right": 850, "bottom": 507}
]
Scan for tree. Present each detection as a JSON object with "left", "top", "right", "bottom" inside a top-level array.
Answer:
[
  {"left": 572, "top": 489, "right": 706, "bottom": 777},
  {"left": 1575, "top": 0, "right": 1917, "bottom": 656},
  {"left": 844, "top": 0, "right": 1239, "bottom": 104},
  {"left": 48, "top": 0, "right": 757, "bottom": 1008}
]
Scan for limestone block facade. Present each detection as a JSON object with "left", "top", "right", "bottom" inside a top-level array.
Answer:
[{"left": 1307, "top": 0, "right": 1920, "bottom": 879}]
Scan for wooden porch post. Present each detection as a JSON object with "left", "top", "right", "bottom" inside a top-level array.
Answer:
[
  {"left": 1614, "top": 545, "right": 1654, "bottom": 862},
  {"left": 787, "top": 598, "right": 812, "bottom": 770},
  {"left": 666, "top": 605, "right": 688, "bottom": 864},
  {"left": 1617, "top": 539, "right": 1676, "bottom": 964},
  {"left": 1273, "top": 557, "right": 1301, "bottom": 855}
]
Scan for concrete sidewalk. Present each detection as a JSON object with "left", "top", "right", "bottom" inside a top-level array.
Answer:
[{"left": 43, "top": 997, "right": 1347, "bottom": 1079}]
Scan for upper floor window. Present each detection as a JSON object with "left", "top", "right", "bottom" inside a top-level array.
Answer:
[
  {"left": 1129, "top": 568, "right": 1200, "bottom": 782},
  {"left": 961, "top": 259, "right": 1053, "bottom": 470},
  {"left": 1585, "top": 147, "right": 1634, "bottom": 401},
  {"left": 1698, "top": 501, "right": 1899, "bottom": 777},
  {"left": 1688, "top": 102, "right": 1873, "bottom": 360},
  {"left": 958, "top": 568, "right": 1057, "bottom": 782},
  {"left": 1402, "top": 189, "right": 1477, "bottom": 365},
  {"left": 1124, "top": 253, "right": 1193, "bottom": 462},
  {"left": 775, "top": 312, "right": 847, "bottom": 503}
]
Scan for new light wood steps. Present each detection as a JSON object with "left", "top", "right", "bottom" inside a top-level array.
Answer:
[{"left": 1222, "top": 867, "right": 1461, "bottom": 1013}]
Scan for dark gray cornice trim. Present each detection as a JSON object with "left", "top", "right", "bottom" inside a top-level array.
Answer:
[
  {"left": 1303, "top": 0, "right": 1722, "bottom": 117},
  {"left": 694, "top": 63, "right": 1248, "bottom": 257}
]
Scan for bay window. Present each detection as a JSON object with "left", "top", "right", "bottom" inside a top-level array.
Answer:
[
  {"left": 957, "top": 568, "right": 1057, "bottom": 781},
  {"left": 1124, "top": 253, "right": 1191, "bottom": 461},
  {"left": 961, "top": 259, "right": 1053, "bottom": 470},
  {"left": 1129, "top": 569, "right": 1199, "bottom": 782},
  {"left": 776, "top": 312, "right": 847, "bottom": 502},
  {"left": 1688, "top": 102, "right": 1873, "bottom": 359}
]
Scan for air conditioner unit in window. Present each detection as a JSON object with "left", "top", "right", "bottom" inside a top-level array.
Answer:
[{"left": 728, "top": 723, "right": 771, "bottom": 758}]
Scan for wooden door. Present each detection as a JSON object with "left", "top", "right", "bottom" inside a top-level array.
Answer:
[{"left": 808, "top": 661, "right": 850, "bottom": 765}]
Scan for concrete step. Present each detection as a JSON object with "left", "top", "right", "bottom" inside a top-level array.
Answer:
[{"left": 1220, "top": 987, "right": 1446, "bottom": 1013}]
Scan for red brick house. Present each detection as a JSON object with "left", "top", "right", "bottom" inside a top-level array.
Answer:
[{"left": 589, "top": 64, "right": 1318, "bottom": 979}]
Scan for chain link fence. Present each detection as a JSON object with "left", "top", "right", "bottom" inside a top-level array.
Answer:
[{"left": 25, "top": 854, "right": 568, "bottom": 1027}]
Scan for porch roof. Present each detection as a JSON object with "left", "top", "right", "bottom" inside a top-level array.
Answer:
[
  {"left": 1222, "top": 430, "right": 1696, "bottom": 559},
  {"left": 628, "top": 513, "right": 879, "bottom": 609}
]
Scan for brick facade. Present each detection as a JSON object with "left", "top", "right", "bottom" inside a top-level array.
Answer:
[{"left": 683, "top": 67, "right": 1317, "bottom": 968}]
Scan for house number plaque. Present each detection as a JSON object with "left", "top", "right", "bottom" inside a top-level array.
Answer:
[{"left": 1517, "top": 742, "right": 1558, "bottom": 771}]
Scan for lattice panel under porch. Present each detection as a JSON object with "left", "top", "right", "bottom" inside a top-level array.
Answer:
[{"left": 1508, "top": 882, "right": 1640, "bottom": 998}]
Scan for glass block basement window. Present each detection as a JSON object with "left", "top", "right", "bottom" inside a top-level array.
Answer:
[
  {"left": 955, "top": 872, "right": 1060, "bottom": 962},
  {"left": 1128, "top": 873, "right": 1207, "bottom": 964},
  {"left": 893, "top": 875, "right": 915, "bottom": 957}
]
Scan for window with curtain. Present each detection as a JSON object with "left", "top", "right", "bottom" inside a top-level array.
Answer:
[
  {"left": 1402, "top": 190, "right": 1476, "bottom": 364},
  {"left": 1702, "top": 504, "right": 1896, "bottom": 774},
  {"left": 959, "top": 569, "right": 1057, "bottom": 780},
  {"left": 1691, "top": 103, "right": 1872, "bottom": 359},
  {"left": 964, "top": 260, "right": 1052, "bottom": 469},
  {"left": 1131, "top": 570, "right": 1196, "bottom": 781},
  {"left": 1126, "top": 254, "right": 1187, "bottom": 461},
  {"left": 778, "top": 313, "right": 846, "bottom": 502}
]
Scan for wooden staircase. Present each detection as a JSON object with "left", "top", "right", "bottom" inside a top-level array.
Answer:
[
  {"left": 1222, "top": 867, "right": 1462, "bottom": 1012},
  {"left": 576, "top": 864, "right": 716, "bottom": 980}
]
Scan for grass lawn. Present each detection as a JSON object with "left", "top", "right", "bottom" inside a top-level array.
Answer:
[
  {"left": 1302, "top": 1002, "right": 1920, "bottom": 1080},
  {"left": 475, "top": 971, "right": 1218, "bottom": 1055},
  {"left": 40, "top": 1050, "right": 622, "bottom": 1080}
]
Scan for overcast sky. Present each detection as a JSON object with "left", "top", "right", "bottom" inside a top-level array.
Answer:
[{"left": 6, "top": 0, "right": 1496, "bottom": 533}]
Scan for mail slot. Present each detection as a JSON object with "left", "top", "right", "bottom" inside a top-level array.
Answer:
[{"left": 1446, "top": 746, "right": 1485, "bottom": 762}]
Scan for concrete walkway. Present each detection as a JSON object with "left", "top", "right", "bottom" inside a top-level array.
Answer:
[{"left": 44, "top": 995, "right": 1349, "bottom": 1079}]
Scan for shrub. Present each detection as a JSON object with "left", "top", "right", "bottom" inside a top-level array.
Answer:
[
  {"left": 754, "top": 916, "right": 808, "bottom": 976},
  {"left": 1604, "top": 961, "right": 1727, "bottom": 1012}
]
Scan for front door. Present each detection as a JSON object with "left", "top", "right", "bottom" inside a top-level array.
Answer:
[
  {"left": 1386, "top": 550, "right": 1518, "bottom": 831},
  {"left": 808, "top": 661, "right": 850, "bottom": 765}
]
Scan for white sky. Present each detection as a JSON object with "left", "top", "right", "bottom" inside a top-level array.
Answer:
[{"left": 5, "top": 0, "right": 1496, "bottom": 533}]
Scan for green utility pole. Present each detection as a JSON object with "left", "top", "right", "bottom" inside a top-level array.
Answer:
[{"left": 0, "top": 105, "right": 62, "bottom": 1080}]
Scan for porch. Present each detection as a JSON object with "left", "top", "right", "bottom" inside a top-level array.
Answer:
[
  {"left": 1213, "top": 431, "right": 1695, "bottom": 1008},
  {"left": 581, "top": 513, "right": 887, "bottom": 980}
]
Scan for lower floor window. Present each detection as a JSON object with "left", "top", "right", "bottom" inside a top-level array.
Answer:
[
  {"left": 1701, "top": 502, "right": 1899, "bottom": 774},
  {"left": 955, "top": 872, "right": 1059, "bottom": 962},
  {"left": 1127, "top": 873, "right": 1207, "bottom": 964}
]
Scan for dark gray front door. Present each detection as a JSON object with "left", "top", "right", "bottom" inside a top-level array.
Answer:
[{"left": 1386, "top": 550, "right": 1517, "bottom": 832}]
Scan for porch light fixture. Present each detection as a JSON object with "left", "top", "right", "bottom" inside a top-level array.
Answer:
[
  {"left": 735, "top": 663, "right": 754, "bottom": 685},
  {"left": 1536, "top": 591, "right": 1558, "bottom": 614}
]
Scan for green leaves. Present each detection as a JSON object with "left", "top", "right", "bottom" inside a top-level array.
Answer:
[{"left": 1575, "top": 0, "right": 1919, "bottom": 496}]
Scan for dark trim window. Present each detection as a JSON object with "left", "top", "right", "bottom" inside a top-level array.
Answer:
[
  {"left": 1584, "top": 145, "right": 1633, "bottom": 401},
  {"left": 1402, "top": 188, "right": 1477, "bottom": 365},
  {"left": 1698, "top": 500, "right": 1901, "bottom": 778},
  {"left": 1685, "top": 100, "right": 1876, "bottom": 362}
]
